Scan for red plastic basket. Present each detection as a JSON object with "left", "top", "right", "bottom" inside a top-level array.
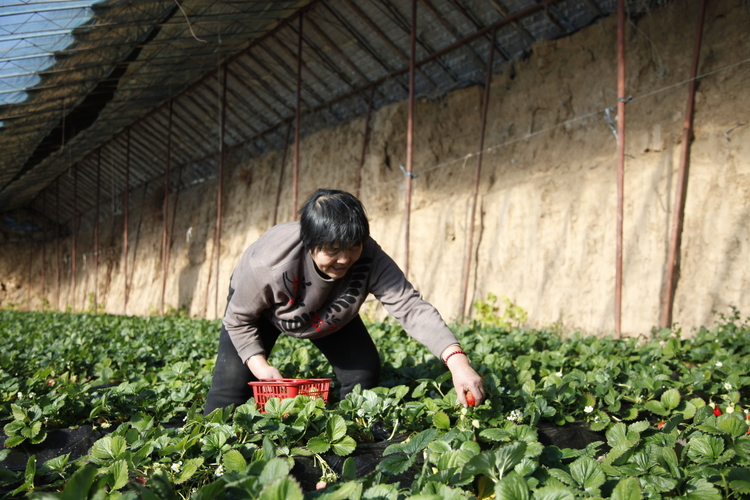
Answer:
[{"left": 248, "top": 378, "right": 331, "bottom": 411}]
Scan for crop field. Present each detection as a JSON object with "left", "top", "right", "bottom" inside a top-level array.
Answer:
[{"left": 1, "top": 307, "right": 750, "bottom": 499}]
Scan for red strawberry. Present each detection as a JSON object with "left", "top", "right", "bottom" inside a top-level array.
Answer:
[
  {"left": 657, "top": 421, "right": 665, "bottom": 429},
  {"left": 466, "top": 390, "right": 476, "bottom": 407},
  {"left": 714, "top": 406, "right": 722, "bottom": 416}
]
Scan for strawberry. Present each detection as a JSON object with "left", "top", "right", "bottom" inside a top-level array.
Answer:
[
  {"left": 466, "top": 390, "right": 476, "bottom": 407},
  {"left": 316, "top": 481, "right": 327, "bottom": 490},
  {"left": 657, "top": 421, "right": 665, "bottom": 429},
  {"left": 714, "top": 406, "right": 722, "bottom": 416}
]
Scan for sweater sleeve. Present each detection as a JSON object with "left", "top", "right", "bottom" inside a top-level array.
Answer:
[
  {"left": 367, "top": 241, "right": 458, "bottom": 359},
  {"left": 223, "top": 251, "right": 275, "bottom": 364}
]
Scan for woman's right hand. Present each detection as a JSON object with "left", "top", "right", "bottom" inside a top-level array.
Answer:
[{"left": 246, "top": 354, "right": 283, "bottom": 380}]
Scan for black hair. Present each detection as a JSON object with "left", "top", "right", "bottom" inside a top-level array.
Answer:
[{"left": 298, "top": 189, "right": 369, "bottom": 251}]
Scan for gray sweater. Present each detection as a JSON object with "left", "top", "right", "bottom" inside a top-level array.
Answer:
[{"left": 224, "top": 221, "right": 458, "bottom": 363}]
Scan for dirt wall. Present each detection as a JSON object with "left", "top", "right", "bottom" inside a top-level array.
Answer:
[{"left": 2, "top": 0, "right": 749, "bottom": 337}]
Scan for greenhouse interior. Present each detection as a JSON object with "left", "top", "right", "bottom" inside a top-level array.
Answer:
[{"left": 1, "top": 0, "right": 750, "bottom": 498}]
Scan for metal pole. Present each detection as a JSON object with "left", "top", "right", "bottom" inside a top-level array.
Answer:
[
  {"left": 404, "top": 0, "right": 417, "bottom": 279},
  {"left": 661, "top": 0, "right": 707, "bottom": 328},
  {"left": 27, "top": 235, "right": 33, "bottom": 310},
  {"left": 124, "top": 130, "right": 130, "bottom": 315},
  {"left": 56, "top": 179, "right": 60, "bottom": 310},
  {"left": 274, "top": 121, "right": 293, "bottom": 225},
  {"left": 215, "top": 65, "right": 227, "bottom": 317},
  {"left": 460, "top": 27, "right": 496, "bottom": 321},
  {"left": 161, "top": 100, "right": 173, "bottom": 315},
  {"left": 614, "top": 0, "right": 626, "bottom": 338},
  {"left": 71, "top": 165, "right": 77, "bottom": 311},
  {"left": 293, "top": 13, "right": 303, "bottom": 216},
  {"left": 356, "top": 85, "right": 376, "bottom": 199},
  {"left": 42, "top": 190, "right": 46, "bottom": 300},
  {"left": 167, "top": 150, "right": 182, "bottom": 289},
  {"left": 95, "top": 149, "right": 100, "bottom": 312}
]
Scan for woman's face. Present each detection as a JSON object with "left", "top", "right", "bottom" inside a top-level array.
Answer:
[{"left": 310, "top": 243, "right": 363, "bottom": 279}]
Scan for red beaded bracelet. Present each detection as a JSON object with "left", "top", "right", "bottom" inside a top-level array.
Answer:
[{"left": 443, "top": 350, "right": 467, "bottom": 366}]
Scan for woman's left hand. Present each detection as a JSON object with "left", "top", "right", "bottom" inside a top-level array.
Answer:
[{"left": 442, "top": 348, "right": 485, "bottom": 407}]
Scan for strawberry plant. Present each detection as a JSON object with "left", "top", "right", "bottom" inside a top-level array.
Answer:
[{"left": 2, "top": 308, "right": 750, "bottom": 498}]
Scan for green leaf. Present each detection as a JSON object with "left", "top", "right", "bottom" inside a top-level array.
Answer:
[
  {"left": 628, "top": 420, "right": 650, "bottom": 434},
  {"left": 291, "top": 347, "right": 310, "bottom": 367},
  {"left": 379, "top": 454, "right": 411, "bottom": 475},
  {"left": 639, "top": 474, "right": 678, "bottom": 493},
  {"left": 438, "top": 449, "right": 476, "bottom": 470},
  {"left": 677, "top": 401, "right": 697, "bottom": 420},
  {"left": 130, "top": 412, "right": 154, "bottom": 432},
  {"left": 110, "top": 459, "right": 129, "bottom": 490},
  {"left": 264, "top": 398, "right": 281, "bottom": 415},
  {"left": 514, "top": 458, "right": 537, "bottom": 477},
  {"left": 315, "top": 482, "right": 363, "bottom": 500},
  {"left": 644, "top": 400, "right": 668, "bottom": 416},
  {"left": 569, "top": 456, "right": 605, "bottom": 492},
  {"left": 60, "top": 464, "right": 98, "bottom": 500},
  {"left": 696, "top": 423, "right": 723, "bottom": 436},
  {"left": 259, "top": 476, "right": 304, "bottom": 500},
  {"left": 433, "top": 411, "right": 451, "bottom": 430},
  {"left": 331, "top": 435, "right": 357, "bottom": 456},
  {"left": 495, "top": 471, "right": 530, "bottom": 500},
  {"left": 326, "top": 415, "right": 347, "bottom": 442},
  {"left": 29, "top": 430, "right": 47, "bottom": 445},
  {"left": 41, "top": 453, "right": 70, "bottom": 473},
  {"left": 363, "top": 484, "right": 399, "bottom": 500},
  {"left": 655, "top": 446, "right": 680, "bottom": 478},
  {"left": 401, "top": 428, "right": 440, "bottom": 455},
  {"left": 175, "top": 457, "right": 204, "bottom": 484},
  {"left": 91, "top": 435, "right": 127, "bottom": 461},
  {"left": 4, "top": 434, "right": 26, "bottom": 448},
  {"left": 428, "top": 440, "right": 452, "bottom": 454},
  {"left": 145, "top": 470, "right": 178, "bottom": 500},
  {"left": 10, "top": 404, "right": 27, "bottom": 421},
  {"left": 260, "top": 458, "right": 291, "bottom": 485},
  {"left": 547, "top": 468, "right": 574, "bottom": 487},
  {"left": 4, "top": 420, "right": 25, "bottom": 435},
  {"left": 606, "top": 423, "right": 628, "bottom": 448},
  {"left": 480, "top": 428, "right": 512, "bottom": 441},
  {"left": 611, "top": 477, "right": 641, "bottom": 500},
  {"left": 682, "top": 477, "right": 722, "bottom": 500},
  {"left": 222, "top": 450, "right": 247, "bottom": 473},
  {"left": 728, "top": 468, "right": 750, "bottom": 494},
  {"left": 463, "top": 442, "right": 526, "bottom": 481},
  {"left": 717, "top": 417, "right": 747, "bottom": 438},
  {"left": 532, "top": 485, "right": 575, "bottom": 500},
  {"left": 308, "top": 436, "right": 331, "bottom": 454},
  {"left": 620, "top": 407, "right": 639, "bottom": 420},
  {"left": 688, "top": 434, "right": 725, "bottom": 462},
  {"left": 661, "top": 389, "right": 681, "bottom": 411},
  {"left": 341, "top": 457, "right": 357, "bottom": 481},
  {"left": 191, "top": 477, "right": 227, "bottom": 500},
  {"left": 21, "top": 421, "right": 41, "bottom": 439},
  {"left": 23, "top": 455, "right": 36, "bottom": 488}
]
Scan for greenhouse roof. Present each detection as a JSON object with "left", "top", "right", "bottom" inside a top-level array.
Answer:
[{"left": 0, "top": 0, "right": 621, "bottom": 225}]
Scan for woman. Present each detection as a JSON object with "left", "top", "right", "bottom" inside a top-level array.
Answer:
[{"left": 204, "top": 188, "right": 484, "bottom": 414}]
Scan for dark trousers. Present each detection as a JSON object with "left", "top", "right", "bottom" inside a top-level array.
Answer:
[{"left": 203, "top": 315, "right": 381, "bottom": 415}]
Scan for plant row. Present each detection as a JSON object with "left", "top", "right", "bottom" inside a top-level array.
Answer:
[{"left": 1, "top": 307, "right": 750, "bottom": 499}]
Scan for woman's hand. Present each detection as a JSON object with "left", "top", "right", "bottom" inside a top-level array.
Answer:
[
  {"left": 441, "top": 345, "right": 485, "bottom": 407},
  {"left": 246, "top": 354, "right": 283, "bottom": 380}
]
